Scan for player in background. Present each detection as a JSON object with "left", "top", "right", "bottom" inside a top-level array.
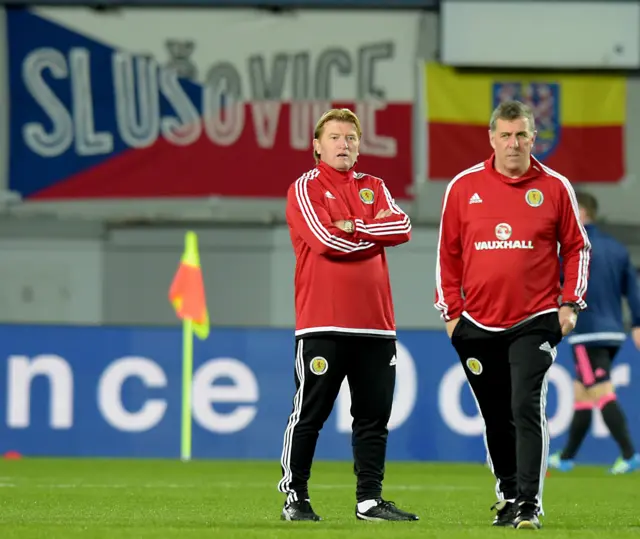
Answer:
[{"left": 549, "top": 191, "right": 640, "bottom": 474}]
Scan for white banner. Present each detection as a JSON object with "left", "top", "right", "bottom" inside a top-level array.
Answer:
[{"left": 34, "top": 7, "right": 420, "bottom": 101}]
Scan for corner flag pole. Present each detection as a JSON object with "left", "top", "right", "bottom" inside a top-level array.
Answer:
[
  {"left": 168, "top": 230, "right": 210, "bottom": 462},
  {"left": 181, "top": 318, "right": 194, "bottom": 461}
]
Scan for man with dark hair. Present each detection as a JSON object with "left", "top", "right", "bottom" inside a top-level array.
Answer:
[
  {"left": 549, "top": 191, "right": 640, "bottom": 474},
  {"left": 435, "top": 100, "right": 591, "bottom": 529},
  {"left": 278, "top": 108, "right": 418, "bottom": 522},
  {"left": 575, "top": 191, "right": 598, "bottom": 221}
]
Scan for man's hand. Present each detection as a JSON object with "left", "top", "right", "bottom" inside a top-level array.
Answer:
[
  {"left": 333, "top": 220, "right": 354, "bottom": 233},
  {"left": 632, "top": 327, "right": 640, "bottom": 350},
  {"left": 375, "top": 209, "right": 393, "bottom": 219},
  {"left": 558, "top": 305, "right": 578, "bottom": 336},
  {"left": 446, "top": 317, "right": 460, "bottom": 338}
]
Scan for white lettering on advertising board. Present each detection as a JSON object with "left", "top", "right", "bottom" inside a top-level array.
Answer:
[
  {"left": 7, "top": 347, "right": 627, "bottom": 440},
  {"left": 7, "top": 354, "right": 259, "bottom": 434}
]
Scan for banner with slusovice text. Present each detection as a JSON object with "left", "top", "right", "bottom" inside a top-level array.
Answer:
[
  {"left": 7, "top": 8, "right": 417, "bottom": 199},
  {"left": 0, "top": 324, "right": 638, "bottom": 465},
  {"left": 425, "top": 63, "right": 626, "bottom": 183}
]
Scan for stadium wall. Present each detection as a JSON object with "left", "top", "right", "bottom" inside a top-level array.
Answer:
[{"left": 0, "top": 221, "right": 638, "bottom": 328}]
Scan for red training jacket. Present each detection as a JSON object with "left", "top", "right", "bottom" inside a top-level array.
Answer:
[
  {"left": 434, "top": 155, "right": 591, "bottom": 330},
  {"left": 286, "top": 160, "right": 411, "bottom": 338}
]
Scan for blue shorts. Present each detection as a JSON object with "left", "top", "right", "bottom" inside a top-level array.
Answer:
[{"left": 571, "top": 345, "right": 619, "bottom": 388}]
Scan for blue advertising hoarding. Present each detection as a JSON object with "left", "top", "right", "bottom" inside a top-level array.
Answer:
[{"left": 0, "top": 324, "right": 637, "bottom": 464}]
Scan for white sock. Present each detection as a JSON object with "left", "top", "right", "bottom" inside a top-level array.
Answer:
[{"left": 357, "top": 499, "right": 379, "bottom": 513}]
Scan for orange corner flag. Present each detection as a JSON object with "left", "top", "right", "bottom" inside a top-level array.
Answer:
[{"left": 169, "top": 231, "right": 210, "bottom": 340}]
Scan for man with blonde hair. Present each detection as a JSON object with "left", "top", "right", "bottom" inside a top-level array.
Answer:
[{"left": 277, "top": 108, "right": 417, "bottom": 523}]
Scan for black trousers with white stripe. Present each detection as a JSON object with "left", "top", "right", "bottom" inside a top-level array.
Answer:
[
  {"left": 450, "top": 312, "right": 563, "bottom": 511},
  {"left": 277, "top": 335, "right": 396, "bottom": 504}
]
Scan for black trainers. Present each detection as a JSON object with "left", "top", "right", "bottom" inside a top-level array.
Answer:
[
  {"left": 355, "top": 499, "right": 419, "bottom": 521},
  {"left": 513, "top": 501, "right": 541, "bottom": 530},
  {"left": 490, "top": 500, "right": 517, "bottom": 527},
  {"left": 281, "top": 499, "right": 322, "bottom": 521}
]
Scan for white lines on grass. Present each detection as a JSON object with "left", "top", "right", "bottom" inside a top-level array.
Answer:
[{"left": 0, "top": 481, "right": 479, "bottom": 491}]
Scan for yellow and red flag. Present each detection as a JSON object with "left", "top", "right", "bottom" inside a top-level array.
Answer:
[
  {"left": 169, "top": 231, "right": 209, "bottom": 340},
  {"left": 425, "top": 63, "right": 626, "bottom": 183}
]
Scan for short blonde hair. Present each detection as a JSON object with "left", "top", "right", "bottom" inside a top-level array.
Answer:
[{"left": 313, "top": 108, "right": 362, "bottom": 164}]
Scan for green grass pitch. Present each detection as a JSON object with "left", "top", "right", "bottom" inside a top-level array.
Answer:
[{"left": 0, "top": 458, "right": 637, "bottom": 538}]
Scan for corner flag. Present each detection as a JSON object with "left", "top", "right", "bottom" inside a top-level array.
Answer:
[
  {"left": 169, "top": 231, "right": 210, "bottom": 340},
  {"left": 168, "top": 230, "right": 210, "bottom": 461}
]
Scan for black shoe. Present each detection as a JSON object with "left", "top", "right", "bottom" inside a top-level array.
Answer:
[
  {"left": 281, "top": 499, "right": 322, "bottom": 521},
  {"left": 490, "top": 500, "right": 517, "bottom": 527},
  {"left": 355, "top": 499, "right": 419, "bottom": 521},
  {"left": 513, "top": 501, "right": 541, "bottom": 530}
]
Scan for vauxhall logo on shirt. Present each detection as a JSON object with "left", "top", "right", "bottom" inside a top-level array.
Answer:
[{"left": 474, "top": 223, "right": 534, "bottom": 251}]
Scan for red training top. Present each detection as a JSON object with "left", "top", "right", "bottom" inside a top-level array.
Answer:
[
  {"left": 286, "top": 161, "right": 411, "bottom": 338},
  {"left": 435, "top": 155, "right": 591, "bottom": 329}
]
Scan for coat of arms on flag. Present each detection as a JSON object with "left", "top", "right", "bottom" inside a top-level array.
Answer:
[{"left": 492, "top": 82, "right": 560, "bottom": 160}]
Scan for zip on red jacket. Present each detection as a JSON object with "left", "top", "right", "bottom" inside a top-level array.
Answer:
[
  {"left": 286, "top": 160, "right": 411, "bottom": 338},
  {"left": 434, "top": 155, "right": 591, "bottom": 330}
]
